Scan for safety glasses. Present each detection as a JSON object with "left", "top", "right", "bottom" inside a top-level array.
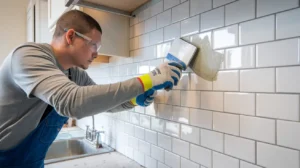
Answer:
[{"left": 64, "top": 28, "right": 101, "bottom": 53}]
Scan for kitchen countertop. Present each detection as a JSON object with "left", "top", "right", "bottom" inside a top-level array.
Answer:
[{"left": 45, "top": 152, "right": 142, "bottom": 168}]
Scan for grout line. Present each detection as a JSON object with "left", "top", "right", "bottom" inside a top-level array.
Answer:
[
  {"left": 255, "top": 141, "right": 257, "bottom": 164},
  {"left": 255, "top": 0, "right": 257, "bottom": 18},
  {"left": 275, "top": 119, "right": 277, "bottom": 145},
  {"left": 120, "top": 113, "right": 300, "bottom": 153}
]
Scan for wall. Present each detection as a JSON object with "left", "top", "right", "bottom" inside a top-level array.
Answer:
[
  {"left": 0, "top": 0, "right": 28, "bottom": 64},
  {"left": 79, "top": 0, "right": 300, "bottom": 168}
]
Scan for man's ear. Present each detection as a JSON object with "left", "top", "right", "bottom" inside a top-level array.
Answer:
[{"left": 65, "top": 29, "right": 75, "bottom": 45}]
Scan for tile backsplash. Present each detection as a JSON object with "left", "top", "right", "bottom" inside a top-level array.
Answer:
[{"left": 78, "top": 0, "right": 300, "bottom": 167}]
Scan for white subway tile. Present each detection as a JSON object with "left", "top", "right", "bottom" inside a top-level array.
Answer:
[
  {"left": 181, "top": 124, "right": 200, "bottom": 144},
  {"left": 257, "top": 94, "right": 299, "bottom": 121},
  {"left": 190, "top": 0, "right": 212, "bottom": 16},
  {"left": 181, "top": 158, "right": 200, "bottom": 168},
  {"left": 257, "top": 142, "right": 300, "bottom": 168},
  {"left": 128, "top": 136, "right": 139, "bottom": 150},
  {"left": 134, "top": 150, "right": 145, "bottom": 166},
  {"left": 213, "top": 112, "right": 239, "bottom": 135},
  {"left": 213, "top": 25, "right": 238, "bottom": 49},
  {"left": 172, "top": 138, "right": 190, "bottom": 158},
  {"left": 144, "top": 45, "right": 157, "bottom": 60},
  {"left": 124, "top": 123, "right": 135, "bottom": 136},
  {"left": 164, "top": 23, "right": 181, "bottom": 41},
  {"left": 135, "top": 22, "right": 145, "bottom": 36},
  {"left": 140, "top": 115, "right": 151, "bottom": 129},
  {"left": 138, "top": 61, "right": 150, "bottom": 74},
  {"left": 172, "top": 106, "right": 190, "bottom": 124},
  {"left": 157, "top": 42, "right": 172, "bottom": 58},
  {"left": 132, "top": 37, "right": 139, "bottom": 50},
  {"left": 150, "top": 29, "right": 164, "bottom": 45},
  {"left": 172, "top": 1, "right": 189, "bottom": 23},
  {"left": 213, "top": 0, "right": 235, "bottom": 8},
  {"left": 155, "top": 90, "right": 166, "bottom": 104},
  {"left": 157, "top": 10, "right": 172, "bottom": 29},
  {"left": 166, "top": 90, "right": 181, "bottom": 106},
  {"left": 239, "top": 15, "right": 275, "bottom": 45},
  {"left": 151, "top": 117, "right": 165, "bottom": 133},
  {"left": 158, "top": 162, "right": 170, "bottom": 168},
  {"left": 158, "top": 133, "right": 172, "bottom": 151},
  {"left": 213, "top": 70, "right": 239, "bottom": 91},
  {"left": 151, "top": 145, "right": 164, "bottom": 163},
  {"left": 145, "top": 129, "right": 157, "bottom": 145},
  {"left": 135, "top": 105, "right": 145, "bottom": 113},
  {"left": 164, "top": 0, "right": 180, "bottom": 10},
  {"left": 240, "top": 68, "right": 275, "bottom": 92},
  {"left": 225, "top": 0, "right": 255, "bottom": 25},
  {"left": 138, "top": 8, "right": 151, "bottom": 22},
  {"left": 151, "top": 1, "right": 163, "bottom": 17},
  {"left": 213, "top": 152, "right": 239, "bottom": 168},
  {"left": 190, "top": 144, "right": 212, "bottom": 168},
  {"left": 175, "top": 73, "right": 190, "bottom": 90},
  {"left": 225, "top": 45, "right": 255, "bottom": 69},
  {"left": 146, "top": 103, "right": 158, "bottom": 116},
  {"left": 201, "top": 129, "right": 224, "bottom": 152},
  {"left": 240, "top": 161, "right": 263, "bottom": 168},
  {"left": 277, "top": 120, "right": 300, "bottom": 150},
  {"left": 126, "top": 146, "right": 134, "bottom": 159},
  {"left": 181, "top": 91, "right": 201, "bottom": 108},
  {"left": 225, "top": 135, "right": 255, "bottom": 163},
  {"left": 256, "top": 39, "right": 300, "bottom": 67},
  {"left": 139, "top": 34, "right": 150, "bottom": 48},
  {"left": 158, "top": 104, "right": 173, "bottom": 120},
  {"left": 145, "top": 155, "right": 157, "bottom": 168},
  {"left": 190, "top": 73, "right": 213, "bottom": 90},
  {"left": 131, "top": 112, "right": 140, "bottom": 125},
  {"left": 130, "top": 17, "right": 138, "bottom": 26},
  {"left": 165, "top": 150, "right": 180, "bottom": 168},
  {"left": 190, "top": 109, "right": 213, "bottom": 129},
  {"left": 145, "top": 16, "right": 157, "bottom": 33},
  {"left": 201, "top": 91, "right": 223, "bottom": 111},
  {"left": 224, "top": 92, "right": 255, "bottom": 115},
  {"left": 130, "top": 26, "right": 134, "bottom": 38},
  {"left": 139, "top": 140, "right": 151, "bottom": 155},
  {"left": 257, "top": 0, "right": 298, "bottom": 17},
  {"left": 240, "top": 116, "right": 275, "bottom": 143},
  {"left": 277, "top": 66, "right": 300, "bottom": 93},
  {"left": 201, "top": 7, "right": 224, "bottom": 32},
  {"left": 165, "top": 121, "right": 180, "bottom": 137},
  {"left": 277, "top": 8, "right": 300, "bottom": 39},
  {"left": 181, "top": 15, "right": 200, "bottom": 37},
  {"left": 134, "top": 125, "right": 145, "bottom": 140}
]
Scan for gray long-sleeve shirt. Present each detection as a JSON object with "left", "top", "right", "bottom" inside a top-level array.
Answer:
[{"left": 0, "top": 42, "right": 143, "bottom": 150}]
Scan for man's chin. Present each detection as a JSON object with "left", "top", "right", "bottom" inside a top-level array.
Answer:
[{"left": 79, "top": 64, "right": 89, "bottom": 70}]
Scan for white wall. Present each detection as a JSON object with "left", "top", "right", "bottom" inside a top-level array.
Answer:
[
  {"left": 80, "top": 0, "right": 300, "bottom": 168},
  {"left": 0, "top": 0, "right": 28, "bottom": 64}
]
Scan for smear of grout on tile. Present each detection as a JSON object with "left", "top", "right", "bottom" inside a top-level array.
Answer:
[{"left": 185, "top": 35, "right": 224, "bottom": 81}]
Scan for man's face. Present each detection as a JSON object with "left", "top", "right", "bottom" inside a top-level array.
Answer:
[{"left": 68, "top": 28, "right": 102, "bottom": 70}]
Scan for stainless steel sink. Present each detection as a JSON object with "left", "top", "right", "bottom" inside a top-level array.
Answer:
[{"left": 45, "top": 138, "right": 114, "bottom": 164}]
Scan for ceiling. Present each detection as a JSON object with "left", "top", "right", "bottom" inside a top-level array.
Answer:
[{"left": 81, "top": 0, "right": 150, "bottom": 12}]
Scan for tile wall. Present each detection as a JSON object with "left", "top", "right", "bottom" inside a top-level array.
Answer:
[{"left": 78, "top": 0, "right": 300, "bottom": 167}]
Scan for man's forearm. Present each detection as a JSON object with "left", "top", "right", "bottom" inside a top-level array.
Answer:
[{"left": 107, "top": 101, "right": 135, "bottom": 113}]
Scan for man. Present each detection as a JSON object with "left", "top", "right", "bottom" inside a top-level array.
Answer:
[{"left": 0, "top": 10, "right": 182, "bottom": 168}]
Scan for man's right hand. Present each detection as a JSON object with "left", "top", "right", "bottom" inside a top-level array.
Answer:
[{"left": 137, "top": 62, "right": 183, "bottom": 92}]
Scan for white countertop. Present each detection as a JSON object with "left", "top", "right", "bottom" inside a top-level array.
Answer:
[{"left": 45, "top": 152, "right": 142, "bottom": 168}]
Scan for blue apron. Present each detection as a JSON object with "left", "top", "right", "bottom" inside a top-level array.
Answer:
[{"left": 0, "top": 109, "right": 69, "bottom": 168}]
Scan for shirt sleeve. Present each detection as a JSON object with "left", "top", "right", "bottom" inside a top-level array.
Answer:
[
  {"left": 11, "top": 46, "right": 143, "bottom": 119},
  {"left": 73, "top": 67, "right": 136, "bottom": 112}
]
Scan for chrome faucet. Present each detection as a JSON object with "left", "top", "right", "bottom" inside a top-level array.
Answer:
[{"left": 85, "top": 116, "right": 105, "bottom": 148}]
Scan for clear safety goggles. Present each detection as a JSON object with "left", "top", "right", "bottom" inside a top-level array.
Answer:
[{"left": 64, "top": 28, "right": 101, "bottom": 53}]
